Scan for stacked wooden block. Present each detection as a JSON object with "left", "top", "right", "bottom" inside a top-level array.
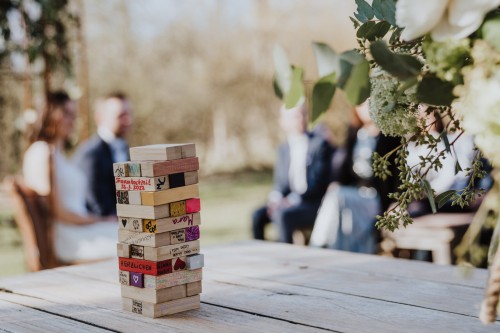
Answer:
[{"left": 114, "top": 143, "right": 204, "bottom": 318}]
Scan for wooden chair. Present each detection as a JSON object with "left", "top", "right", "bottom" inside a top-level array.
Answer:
[{"left": 4, "top": 176, "right": 59, "bottom": 271}]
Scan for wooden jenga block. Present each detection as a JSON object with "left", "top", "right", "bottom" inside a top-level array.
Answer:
[
  {"left": 130, "top": 144, "right": 185, "bottom": 161},
  {"left": 172, "top": 257, "right": 187, "bottom": 272},
  {"left": 136, "top": 157, "right": 199, "bottom": 177},
  {"left": 118, "top": 257, "right": 175, "bottom": 276},
  {"left": 122, "top": 295, "right": 200, "bottom": 318},
  {"left": 116, "top": 190, "right": 141, "bottom": 205},
  {"left": 142, "top": 268, "right": 203, "bottom": 290},
  {"left": 118, "top": 229, "right": 171, "bottom": 247},
  {"left": 121, "top": 284, "right": 187, "bottom": 303},
  {"left": 115, "top": 176, "right": 169, "bottom": 192},
  {"left": 130, "top": 272, "right": 144, "bottom": 288},
  {"left": 184, "top": 171, "right": 198, "bottom": 186},
  {"left": 142, "top": 212, "right": 201, "bottom": 234},
  {"left": 117, "top": 240, "right": 200, "bottom": 262},
  {"left": 170, "top": 226, "right": 200, "bottom": 244},
  {"left": 186, "top": 253, "right": 204, "bottom": 270},
  {"left": 119, "top": 270, "right": 130, "bottom": 285},
  {"left": 116, "top": 203, "right": 170, "bottom": 219},
  {"left": 127, "top": 163, "right": 141, "bottom": 177},
  {"left": 169, "top": 200, "right": 186, "bottom": 217},
  {"left": 186, "top": 281, "right": 202, "bottom": 297},
  {"left": 168, "top": 173, "right": 185, "bottom": 188},
  {"left": 113, "top": 163, "right": 129, "bottom": 177},
  {"left": 186, "top": 198, "right": 201, "bottom": 213},
  {"left": 119, "top": 217, "right": 143, "bottom": 232},
  {"left": 140, "top": 184, "right": 199, "bottom": 206},
  {"left": 180, "top": 144, "right": 196, "bottom": 158}
]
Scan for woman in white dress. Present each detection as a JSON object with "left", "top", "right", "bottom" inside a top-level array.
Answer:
[{"left": 23, "top": 91, "right": 117, "bottom": 263}]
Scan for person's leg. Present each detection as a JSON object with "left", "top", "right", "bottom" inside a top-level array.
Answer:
[
  {"left": 274, "top": 202, "right": 320, "bottom": 243},
  {"left": 252, "top": 206, "right": 271, "bottom": 240}
]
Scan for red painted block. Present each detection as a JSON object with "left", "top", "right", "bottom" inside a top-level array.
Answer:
[
  {"left": 185, "top": 198, "right": 200, "bottom": 213},
  {"left": 119, "top": 257, "right": 172, "bottom": 276}
]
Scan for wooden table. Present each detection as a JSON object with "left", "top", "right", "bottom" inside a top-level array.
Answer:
[{"left": 0, "top": 241, "right": 498, "bottom": 332}]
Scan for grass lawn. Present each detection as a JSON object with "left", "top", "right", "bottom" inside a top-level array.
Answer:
[{"left": 0, "top": 170, "right": 272, "bottom": 278}]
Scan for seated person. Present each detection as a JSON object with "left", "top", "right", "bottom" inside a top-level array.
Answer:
[
  {"left": 252, "top": 103, "right": 332, "bottom": 243},
  {"left": 23, "top": 91, "right": 117, "bottom": 263},
  {"left": 310, "top": 100, "right": 400, "bottom": 253}
]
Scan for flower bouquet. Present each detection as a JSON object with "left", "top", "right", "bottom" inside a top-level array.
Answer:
[{"left": 273, "top": 0, "right": 500, "bottom": 324}]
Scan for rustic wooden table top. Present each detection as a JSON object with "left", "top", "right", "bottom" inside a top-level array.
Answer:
[{"left": 0, "top": 240, "right": 498, "bottom": 332}]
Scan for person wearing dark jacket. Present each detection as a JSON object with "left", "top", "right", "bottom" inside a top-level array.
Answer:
[
  {"left": 73, "top": 93, "right": 133, "bottom": 216},
  {"left": 252, "top": 103, "right": 333, "bottom": 243}
]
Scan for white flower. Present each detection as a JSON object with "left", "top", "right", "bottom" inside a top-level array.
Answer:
[{"left": 396, "top": 0, "right": 500, "bottom": 41}]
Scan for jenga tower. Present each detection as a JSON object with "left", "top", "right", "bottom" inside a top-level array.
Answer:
[{"left": 114, "top": 143, "right": 203, "bottom": 318}]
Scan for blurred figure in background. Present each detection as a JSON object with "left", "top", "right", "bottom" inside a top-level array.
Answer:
[
  {"left": 252, "top": 103, "right": 333, "bottom": 243},
  {"left": 74, "top": 92, "right": 133, "bottom": 216},
  {"left": 310, "top": 100, "right": 400, "bottom": 253},
  {"left": 23, "top": 91, "right": 117, "bottom": 262}
]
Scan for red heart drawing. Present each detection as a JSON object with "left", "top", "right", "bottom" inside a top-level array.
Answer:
[{"left": 174, "top": 258, "right": 186, "bottom": 270}]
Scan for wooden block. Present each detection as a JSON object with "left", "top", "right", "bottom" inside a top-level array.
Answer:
[
  {"left": 121, "top": 284, "right": 187, "bottom": 303},
  {"left": 116, "top": 190, "right": 141, "bottom": 205},
  {"left": 186, "top": 253, "right": 204, "bottom": 270},
  {"left": 130, "top": 245, "right": 144, "bottom": 259},
  {"left": 119, "top": 217, "right": 144, "bottom": 232},
  {"left": 117, "top": 243, "right": 131, "bottom": 258},
  {"left": 168, "top": 173, "right": 185, "bottom": 188},
  {"left": 170, "top": 229, "right": 185, "bottom": 244},
  {"left": 122, "top": 295, "right": 200, "bottom": 318},
  {"left": 142, "top": 212, "right": 201, "bottom": 234},
  {"left": 138, "top": 157, "right": 199, "bottom": 177},
  {"left": 140, "top": 184, "right": 199, "bottom": 206},
  {"left": 130, "top": 272, "right": 144, "bottom": 288},
  {"left": 127, "top": 163, "right": 141, "bottom": 177},
  {"left": 116, "top": 203, "right": 169, "bottom": 219},
  {"left": 130, "top": 144, "right": 186, "bottom": 161},
  {"left": 118, "top": 229, "right": 171, "bottom": 247},
  {"left": 118, "top": 257, "right": 173, "bottom": 276},
  {"left": 143, "top": 268, "right": 203, "bottom": 290},
  {"left": 115, "top": 176, "right": 169, "bottom": 192},
  {"left": 169, "top": 200, "right": 186, "bottom": 217},
  {"left": 119, "top": 270, "right": 130, "bottom": 285},
  {"left": 184, "top": 171, "right": 198, "bottom": 186},
  {"left": 186, "top": 281, "right": 202, "bottom": 297},
  {"left": 172, "top": 257, "right": 187, "bottom": 272},
  {"left": 186, "top": 198, "right": 201, "bottom": 213},
  {"left": 185, "top": 226, "right": 200, "bottom": 242},
  {"left": 143, "top": 240, "right": 200, "bottom": 261},
  {"left": 113, "top": 163, "right": 129, "bottom": 177},
  {"left": 180, "top": 143, "right": 196, "bottom": 158}
]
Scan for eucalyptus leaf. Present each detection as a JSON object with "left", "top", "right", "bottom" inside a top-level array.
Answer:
[
  {"left": 455, "top": 160, "right": 463, "bottom": 174},
  {"left": 416, "top": 76, "right": 455, "bottom": 106},
  {"left": 370, "top": 40, "right": 423, "bottom": 80},
  {"left": 344, "top": 59, "right": 370, "bottom": 105},
  {"left": 312, "top": 73, "right": 337, "bottom": 122},
  {"left": 422, "top": 179, "right": 437, "bottom": 214},
  {"left": 337, "top": 50, "right": 364, "bottom": 88},
  {"left": 372, "top": 0, "right": 397, "bottom": 26},
  {"left": 436, "top": 190, "right": 456, "bottom": 209},
  {"left": 284, "top": 66, "right": 305, "bottom": 109},
  {"left": 273, "top": 44, "right": 292, "bottom": 98},
  {"left": 358, "top": 21, "right": 391, "bottom": 41},
  {"left": 440, "top": 131, "right": 451, "bottom": 153},
  {"left": 312, "top": 42, "right": 339, "bottom": 77},
  {"left": 354, "top": 0, "right": 374, "bottom": 23}
]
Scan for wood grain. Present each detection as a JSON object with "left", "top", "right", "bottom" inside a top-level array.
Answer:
[
  {"left": 122, "top": 295, "right": 200, "bottom": 318},
  {"left": 116, "top": 203, "right": 170, "bottom": 219},
  {"left": 140, "top": 184, "right": 199, "bottom": 206},
  {"left": 121, "top": 283, "right": 187, "bottom": 303},
  {"left": 118, "top": 229, "right": 171, "bottom": 247},
  {"left": 130, "top": 144, "right": 183, "bottom": 161}
]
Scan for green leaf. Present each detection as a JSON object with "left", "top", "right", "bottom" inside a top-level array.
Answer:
[
  {"left": 312, "top": 42, "right": 338, "bottom": 77},
  {"left": 357, "top": 21, "right": 391, "bottom": 41},
  {"left": 389, "top": 27, "right": 404, "bottom": 44},
  {"left": 344, "top": 58, "right": 370, "bottom": 105},
  {"left": 350, "top": 16, "right": 361, "bottom": 29},
  {"left": 370, "top": 40, "right": 423, "bottom": 80},
  {"left": 440, "top": 131, "right": 451, "bottom": 153},
  {"left": 416, "top": 76, "right": 455, "bottom": 106},
  {"left": 422, "top": 179, "right": 437, "bottom": 214},
  {"left": 354, "top": 0, "right": 374, "bottom": 23},
  {"left": 272, "top": 76, "right": 283, "bottom": 99},
  {"left": 337, "top": 50, "right": 364, "bottom": 88},
  {"left": 482, "top": 16, "right": 500, "bottom": 51},
  {"left": 284, "top": 66, "right": 305, "bottom": 109},
  {"left": 273, "top": 44, "right": 292, "bottom": 99},
  {"left": 436, "top": 190, "right": 456, "bottom": 209},
  {"left": 455, "top": 160, "right": 463, "bottom": 174},
  {"left": 372, "top": 0, "right": 397, "bottom": 26},
  {"left": 312, "top": 73, "right": 337, "bottom": 122}
]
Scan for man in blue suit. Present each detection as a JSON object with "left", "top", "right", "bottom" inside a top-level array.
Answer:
[
  {"left": 252, "top": 103, "right": 332, "bottom": 243},
  {"left": 74, "top": 93, "right": 133, "bottom": 216}
]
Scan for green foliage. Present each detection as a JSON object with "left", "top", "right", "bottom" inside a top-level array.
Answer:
[
  {"left": 284, "top": 66, "right": 305, "bottom": 109},
  {"left": 372, "top": 0, "right": 397, "bottom": 26},
  {"left": 370, "top": 40, "right": 423, "bottom": 80},
  {"left": 354, "top": 0, "right": 374, "bottom": 23},
  {"left": 416, "top": 76, "right": 455, "bottom": 106},
  {"left": 356, "top": 21, "right": 391, "bottom": 41},
  {"left": 312, "top": 73, "right": 336, "bottom": 122},
  {"left": 344, "top": 58, "right": 370, "bottom": 105}
]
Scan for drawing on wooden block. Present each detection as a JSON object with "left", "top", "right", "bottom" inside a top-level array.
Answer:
[
  {"left": 132, "top": 219, "right": 141, "bottom": 231},
  {"left": 185, "top": 226, "right": 200, "bottom": 242},
  {"left": 143, "top": 220, "right": 157, "bottom": 233},
  {"left": 116, "top": 191, "right": 129, "bottom": 204},
  {"left": 132, "top": 300, "right": 143, "bottom": 314},
  {"left": 170, "top": 200, "right": 186, "bottom": 217},
  {"left": 173, "top": 257, "right": 186, "bottom": 271},
  {"left": 119, "top": 270, "right": 130, "bottom": 285},
  {"left": 156, "top": 177, "right": 167, "bottom": 190},
  {"left": 130, "top": 272, "right": 144, "bottom": 288},
  {"left": 130, "top": 245, "right": 144, "bottom": 259},
  {"left": 121, "top": 218, "right": 128, "bottom": 228},
  {"left": 128, "top": 163, "right": 141, "bottom": 177}
]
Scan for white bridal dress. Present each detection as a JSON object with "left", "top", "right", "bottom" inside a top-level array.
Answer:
[{"left": 23, "top": 141, "right": 117, "bottom": 262}]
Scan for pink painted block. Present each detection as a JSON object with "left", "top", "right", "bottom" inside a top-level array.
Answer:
[{"left": 185, "top": 198, "right": 201, "bottom": 213}]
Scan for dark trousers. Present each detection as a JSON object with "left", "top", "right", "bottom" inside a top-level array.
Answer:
[{"left": 252, "top": 202, "right": 321, "bottom": 243}]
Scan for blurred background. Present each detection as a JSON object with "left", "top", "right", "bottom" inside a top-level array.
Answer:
[{"left": 0, "top": 0, "right": 357, "bottom": 276}]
